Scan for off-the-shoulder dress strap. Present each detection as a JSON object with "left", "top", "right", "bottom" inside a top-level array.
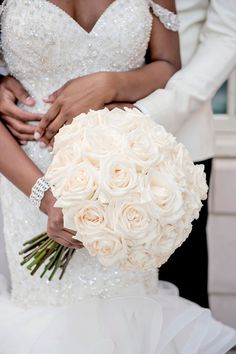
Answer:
[
  {"left": 148, "top": 0, "right": 180, "bottom": 32},
  {"left": 0, "top": 0, "right": 8, "bottom": 16}
]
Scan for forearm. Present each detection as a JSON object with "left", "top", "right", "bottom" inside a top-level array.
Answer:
[
  {"left": 0, "top": 121, "right": 42, "bottom": 196},
  {"left": 136, "top": 0, "right": 236, "bottom": 132},
  {"left": 111, "top": 60, "right": 178, "bottom": 103}
]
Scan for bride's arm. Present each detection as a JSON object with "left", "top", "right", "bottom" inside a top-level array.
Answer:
[
  {"left": 109, "top": 0, "right": 181, "bottom": 103},
  {"left": 0, "top": 121, "right": 81, "bottom": 248},
  {"left": 35, "top": 0, "right": 180, "bottom": 144},
  {"left": 0, "top": 121, "right": 43, "bottom": 196}
]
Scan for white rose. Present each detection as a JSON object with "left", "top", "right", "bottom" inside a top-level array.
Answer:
[
  {"left": 46, "top": 144, "right": 82, "bottom": 198},
  {"left": 64, "top": 201, "right": 108, "bottom": 238},
  {"left": 150, "top": 125, "right": 176, "bottom": 151},
  {"left": 99, "top": 157, "right": 139, "bottom": 202},
  {"left": 53, "top": 119, "right": 86, "bottom": 153},
  {"left": 158, "top": 160, "right": 187, "bottom": 190},
  {"left": 54, "top": 161, "right": 99, "bottom": 208},
  {"left": 125, "top": 246, "right": 157, "bottom": 271},
  {"left": 156, "top": 224, "right": 178, "bottom": 254},
  {"left": 108, "top": 197, "right": 158, "bottom": 244},
  {"left": 191, "top": 164, "right": 208, "bottom": 200},
  {"left": 82, "top": 232, "right": 127, "bottom": 267},
  {"left": 145, "top": 170, "right": 184, "bottom": 224},
  {"left": 174, "top": 216, "right": 193, "bottom": 247},
  {"left": 104, "top": 107, "right": 144, "bottom": 133},
  {"left": 125, "top": 128, "right": 161, "bottom": 169},
  {"left": 81, "top": 125, "right": 122, "bottom": 165},
  {"left": 74, "top": 109, "right": 109, "bottom": 128},
  {"left": 158, "top": 144, "right": 191, "bottom": 188}
]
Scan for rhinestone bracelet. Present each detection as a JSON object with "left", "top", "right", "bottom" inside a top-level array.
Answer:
[{"left": 30, "top": 176, "right": 50, "bottom": 208}]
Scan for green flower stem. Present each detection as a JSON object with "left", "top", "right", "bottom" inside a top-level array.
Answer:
[
  {"left": 19, "top": 235, "right": 48, "bottom": 255},
  {"left": 20, "top": 248, "right": 40, "bottom": 266},
  {"left": 20, "top": 233, "right": 76, "bottom": 280},
  {"left": 22, "top": 232, "right": 48, "bottom": 246},
  {"left": 26, "top": 239, "right": 54, "bottom": 270},
  {"left": 40, "top": 244, "right": 62, "bottom": 278},
  {"left": 27, "top": 250, "right": 48, "bottom": 270},
  {"left": 49, "top": 246, "right": 65, "bottom": 281},
  {"left": 60, "top": 248, "right": 70, "bottom": 265},
  {"left": 31, "top": 247, "right": 58, "bottom": 276},
  {"left": 59, "top": 249, "right": 75, "bottom": 280}
]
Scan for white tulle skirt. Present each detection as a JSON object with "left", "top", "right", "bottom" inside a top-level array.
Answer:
[{"left": 0, "top": 277, "right": 235, "bottom": 354}]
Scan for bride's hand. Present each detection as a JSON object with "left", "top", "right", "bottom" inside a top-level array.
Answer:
[
  {"left": 40, "top": 189, "right": 83, "bottom": 249},
  {"left": 105, "top": 102, "right": 134, "bottom": 110},
  {"left": 35, "top": 72, "right": 116, "bottom": 146}
]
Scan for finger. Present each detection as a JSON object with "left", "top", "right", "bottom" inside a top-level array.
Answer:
[
  {"left": 35, "top": 103, "right": 61, "bottom": 139},
  {"left": 41, "top": 114, "right": 65, "bottom": 144},
  {"left": 6, "top": 125, "right": 35, "bottom": 141},
  {"left": 59, "top": 230, "right": 82, "bottom": 247},
  {"left": 3, "top": 115, "right": 36, "bottom": 134},
  {"left": 53, "top": 232, "right": 82, "bottom": 249},
  {"left": 6, "top": 77, "right": 35, "bottom": 106},
  {"left": 43, "top": 87, "right": 64, "bottom": 103},
  {"left": 43, "top": 81, "right": 72, "bottom": 103},
  {"left": 4, "top": 102, "right": 43, "bottom": 122},
  {"left": 48, "top": 137, "right": 55, "bottom": 152},
  {"left": 37, "top": 139, "right": 50, "bottom": 149},
  {"left": 63, "top": 228, "right": 76, "bottom": 236},
  {"left": 106, "top": 102, "right": 133, "bottom": 110},
  {"left": 51, "top": 236, "right": 74, "bottom": 248}
]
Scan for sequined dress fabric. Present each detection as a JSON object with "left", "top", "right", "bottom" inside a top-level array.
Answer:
[{"left": 0, "top": 0, "right": 158, "bottom": 307}]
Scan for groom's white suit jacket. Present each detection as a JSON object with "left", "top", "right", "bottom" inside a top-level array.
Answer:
[{"left": 136, "top": 0, "right": 236, "bottom": 162}]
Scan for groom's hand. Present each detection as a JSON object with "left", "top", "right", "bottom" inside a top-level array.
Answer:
[{"left": 0, "top": 75, "right": 42, "bottom": 144}]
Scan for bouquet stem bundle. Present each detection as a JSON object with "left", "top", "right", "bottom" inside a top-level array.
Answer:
[{"left": 19, "top": 233, "right": 75, "bottom": 281}]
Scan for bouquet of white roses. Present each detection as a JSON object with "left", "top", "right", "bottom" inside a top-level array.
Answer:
[{"left": 20, "top": 108, "right": 208, "bottom": 279}]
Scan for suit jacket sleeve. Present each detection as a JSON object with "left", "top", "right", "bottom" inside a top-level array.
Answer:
[{"left": 136, "top": 0, "right": 236, "bottom": 134}]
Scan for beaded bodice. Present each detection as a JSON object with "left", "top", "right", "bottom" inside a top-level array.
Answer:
[
  {"left": 0, "top": 0, "right": 178, "bottom": 307},
  {"left": 1, "top": 0, "right": 153, "bottom": 101}
]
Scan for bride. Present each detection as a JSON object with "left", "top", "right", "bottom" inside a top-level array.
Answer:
[{"left": 0, "top": 0, "right": 235, "bottom": 353}]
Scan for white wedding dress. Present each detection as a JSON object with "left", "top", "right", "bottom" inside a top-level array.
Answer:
[{"left": 0, "top": 0, "right": 236, "bottom": 353}]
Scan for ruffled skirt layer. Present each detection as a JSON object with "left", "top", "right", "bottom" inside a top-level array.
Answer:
[{"left": 0, "top": 279, "right": 235, "bottom": 354}]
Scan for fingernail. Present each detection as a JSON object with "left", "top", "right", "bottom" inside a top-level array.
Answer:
[
  {"left": 20, "top": 141, "right": 27, "bottom": 145},
  {"left": 25, "top": 96, "right": 35, "bottom": 105},
  {"left": 34, "top": 132, "right": 41, "bottom": 140},
  {"left": 48, "top": 146, "right": 53, "bottom": 152},
  {"left": 39, "top": 142, "right": 46, "bottom": 148}
]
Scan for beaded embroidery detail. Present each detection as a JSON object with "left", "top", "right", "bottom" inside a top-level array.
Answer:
[{"left": 149, "top": 0, "right": 180, "bottom": 32}]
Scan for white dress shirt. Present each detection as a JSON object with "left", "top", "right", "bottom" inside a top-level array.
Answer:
[{"left": 136, "top": 0, "right": 236, "bottom": 162}]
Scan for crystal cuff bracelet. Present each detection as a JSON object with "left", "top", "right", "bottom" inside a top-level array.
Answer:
[{"left": 30, "top": 176, "right": 50, "bottom": 208}]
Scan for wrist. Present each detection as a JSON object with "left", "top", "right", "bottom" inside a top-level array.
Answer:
[
  {"left": 40, "top": 189, "right": 56, "bottom": 215},
  {"left": 99, "top": 72, "right": 120, "bottom": 103}
]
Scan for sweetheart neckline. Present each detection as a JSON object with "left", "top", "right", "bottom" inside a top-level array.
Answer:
[{"left": 41, "top": 0, "right": 121, "bottom": 35}]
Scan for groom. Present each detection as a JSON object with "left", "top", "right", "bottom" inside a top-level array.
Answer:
[
  {"left": 135, "top": 0, "right": 236, "bottom": 307},
  {"left": 0, "top": 0, "right": 236, "bottom": 308}
]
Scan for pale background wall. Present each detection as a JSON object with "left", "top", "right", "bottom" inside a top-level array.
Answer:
[{"left": 208, "top": 70, "right": 236, "bottom": 328}]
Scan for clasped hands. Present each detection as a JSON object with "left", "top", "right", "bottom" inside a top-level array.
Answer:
[
  {"left": 0, "top": 73, "right": 132, "bottom": 249},
  {"left": 0, "top": 72, "right": 133, "bottom": 148},
  {"left": 35, "top": 72, "right": 120, "bottom": 147}
]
